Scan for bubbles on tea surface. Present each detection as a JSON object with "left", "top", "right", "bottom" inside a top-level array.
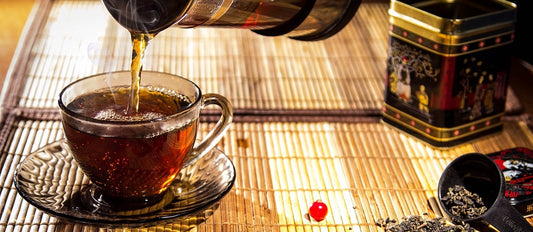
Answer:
[
  {"left": 147, "top": 86, "right": 192, "bottom": 103},
  {"left": 95, "top": 109, "right": 165, "bottom": 121}
]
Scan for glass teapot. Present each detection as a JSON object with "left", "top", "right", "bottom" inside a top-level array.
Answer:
[{"left": 102, "top": 0, "right": 362, "bottom": 41}]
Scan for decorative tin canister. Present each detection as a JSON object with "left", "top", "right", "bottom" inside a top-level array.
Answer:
[{"left": 382, "top": 0, "right": 517, "bottom": 147}]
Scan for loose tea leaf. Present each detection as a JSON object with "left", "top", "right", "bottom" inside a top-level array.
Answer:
[
  {"left": 376, "top": 214, "right": 474, "bottom": 232},
  {"left": 441, "top": 185, "right": 487, "bottom": 219}
]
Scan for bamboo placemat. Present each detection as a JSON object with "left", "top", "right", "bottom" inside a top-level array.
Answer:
[
  {"left": 1, "top": 119, "right": 533, "bottom": 231},
  {"left": 0, "top": 0, "right": 531, "bottom": 231}
]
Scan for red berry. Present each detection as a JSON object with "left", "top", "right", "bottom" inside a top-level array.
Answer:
[{"left": 309, "top": 200, "right": 328, "bottom": 221}]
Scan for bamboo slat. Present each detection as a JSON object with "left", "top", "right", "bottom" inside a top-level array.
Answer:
[{"left": 2, "top": 119, "right": 533, "bottom": 231}]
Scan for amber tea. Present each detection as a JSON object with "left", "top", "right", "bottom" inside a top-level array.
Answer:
[{"left": 62, "top": 87, "right": 197, "bottom": 199}]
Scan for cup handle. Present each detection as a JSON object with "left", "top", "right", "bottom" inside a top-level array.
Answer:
[{"left": 182, "top": 93, "right": 233, "bottom": 168}]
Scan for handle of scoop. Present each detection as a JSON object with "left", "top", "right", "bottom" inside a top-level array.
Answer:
[{"left": 482, "top": 197, "right": 533, "bottom": 232}]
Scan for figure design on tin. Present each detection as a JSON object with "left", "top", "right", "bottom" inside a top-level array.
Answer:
[
  {"left": 457, "top": 68, "right": 473, "bottom": 111},
  {"left": 458, "top": 58, "right": 502, "bottom": 120},
  {"left": 387, "top": 40, "right": 440, "bottom": 112},
  {"left": 395, "top": 57, "right": 412, "bottom": 102},
  {"left": 484, "top": 74, "right": 496, "bottom": 114},
  {"left": 470, "top": 75, "right": 485, "bottom": 120},
  {"left": 416, "top": 85, "right": 429, "bottom": 113}
]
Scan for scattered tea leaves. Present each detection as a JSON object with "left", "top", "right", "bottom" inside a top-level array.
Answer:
[
  {"left": 376, "top": 214, "right": 474, "bottom": 232},
  {"left": 441, "top": 185, "right": 487, "bottom": 219}
]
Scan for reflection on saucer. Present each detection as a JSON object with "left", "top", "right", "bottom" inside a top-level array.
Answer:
[{"left": 14, "top": 139, "right": 235, "bottom": 227}]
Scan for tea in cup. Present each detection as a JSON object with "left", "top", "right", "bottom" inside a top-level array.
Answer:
[{"left": 58, "top": 71, "right": 232, "bottom": 215}]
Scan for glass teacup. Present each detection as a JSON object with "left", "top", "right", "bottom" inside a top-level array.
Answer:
[{"left": 58, "top": 71, "right": 232, "bottom": 215}]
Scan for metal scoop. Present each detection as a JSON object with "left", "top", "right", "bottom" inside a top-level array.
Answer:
[{"left": 438, "top": 153, "right": 533, "bottom": 231}]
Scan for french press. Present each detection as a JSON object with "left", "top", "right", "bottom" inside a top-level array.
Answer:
[{"left": 102, "top": 0, "right": 362, "bottom": 40}]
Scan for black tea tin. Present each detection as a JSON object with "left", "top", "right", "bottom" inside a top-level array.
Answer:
[{"left": 382, "top": 0, "right": 517, "bottom": 146}]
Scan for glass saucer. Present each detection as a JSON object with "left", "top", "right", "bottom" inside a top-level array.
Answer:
[{"left": 14, "top": 139, "right": 235, "bottom": 227}]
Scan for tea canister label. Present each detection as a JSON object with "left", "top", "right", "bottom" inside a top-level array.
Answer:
[
  {"left": 382, "top": 0, "right": 517, "bottom": 147},
  {"left": 489, "top": 147, "right": 533, "bottom": 216}
]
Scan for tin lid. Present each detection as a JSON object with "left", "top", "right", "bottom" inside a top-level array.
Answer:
[
  {"left": 488, "top": 147, "right": 533, "bottom": 216},
  {"left": 390, "top": 0, "right": 517, "bottom": 35}
]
